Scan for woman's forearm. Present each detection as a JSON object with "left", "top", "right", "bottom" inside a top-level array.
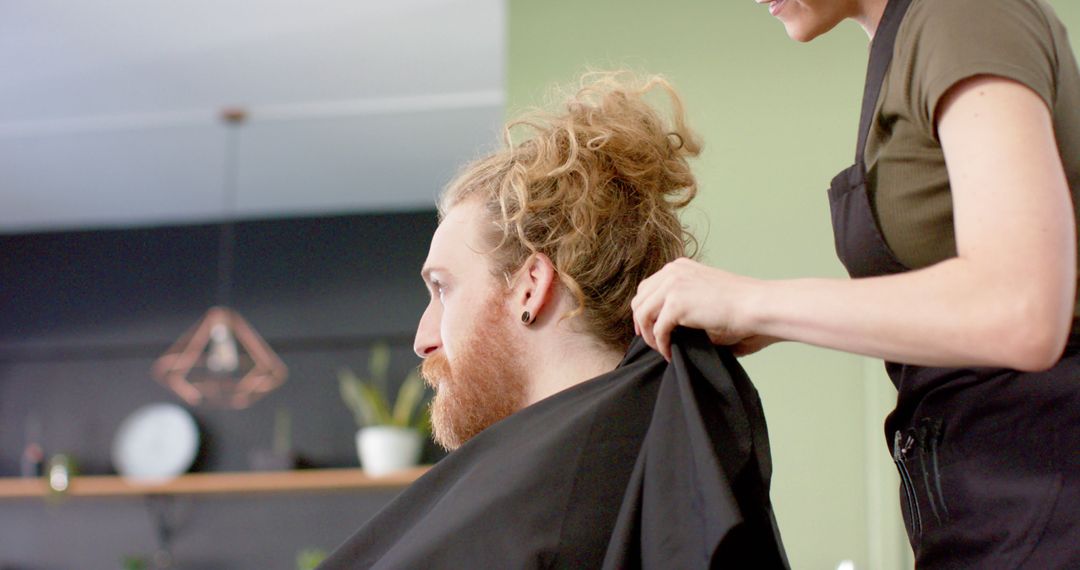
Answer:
[{"left": 749, "top": 257, "right": 1073, "bottom": 370}]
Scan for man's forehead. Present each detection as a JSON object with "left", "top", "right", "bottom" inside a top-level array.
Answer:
[{"left": 422, "top": 201, "right": 489, "bottom": 276}]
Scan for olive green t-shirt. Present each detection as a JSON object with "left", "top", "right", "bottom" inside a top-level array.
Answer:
[{"left": 864, "top": 0, "right": 1080, "bottom": 321}]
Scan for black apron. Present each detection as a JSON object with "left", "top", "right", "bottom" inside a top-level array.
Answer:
[{"left": 828, "top": 0, "right": 1080, "bottom": 567}]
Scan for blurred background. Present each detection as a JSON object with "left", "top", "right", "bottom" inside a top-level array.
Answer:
[{"left": 2, "top": 1, "right": 1077, "bottom": 568}]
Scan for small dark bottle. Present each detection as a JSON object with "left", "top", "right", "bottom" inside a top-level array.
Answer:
[
  {"left": 21, "top": 413, "right": 45, "bottom": 478},
  {"left": 21, "top": 442, "right": 44, "bottom": 478}
]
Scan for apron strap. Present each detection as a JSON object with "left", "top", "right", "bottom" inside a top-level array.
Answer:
[{"left": 855, "top": 0, "right": 914, "bottom": 164}]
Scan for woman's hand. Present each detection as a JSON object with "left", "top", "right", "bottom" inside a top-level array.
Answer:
[{"left": 631, "top": 257, "right": 769, "bottom": 360}]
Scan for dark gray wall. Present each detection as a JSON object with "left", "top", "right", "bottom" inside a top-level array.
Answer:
[{"left": 0, "top": 211, "right": 441, "bottom": 569}]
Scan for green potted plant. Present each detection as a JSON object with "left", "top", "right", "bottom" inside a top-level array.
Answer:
[
  {"left": 338, "top": 343, "right": 430, "bottom": 476},
  {"left": 296, "top": 548, "right": 328, "bottom": 570}
]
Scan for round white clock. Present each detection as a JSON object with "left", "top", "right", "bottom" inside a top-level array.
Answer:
[{"left": 112, "top": 403, "right": 200, "bottom": 482}]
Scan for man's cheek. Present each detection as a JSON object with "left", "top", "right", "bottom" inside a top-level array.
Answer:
[{"left": 440, "top": 321, "right": 459, "bottom": 362}]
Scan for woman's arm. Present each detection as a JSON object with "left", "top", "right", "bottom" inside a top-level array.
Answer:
[{"left": 632, "top": 76, "right": 1075, "bottom": 370}]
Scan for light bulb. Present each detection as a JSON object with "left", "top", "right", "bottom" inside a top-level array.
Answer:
[{"left": 207, "top": 323, "right": 240, "bottom": 373}]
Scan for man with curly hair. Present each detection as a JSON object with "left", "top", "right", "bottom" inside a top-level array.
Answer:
[{"left": 319, "top": 74, "right": 787, "bottom": 569}]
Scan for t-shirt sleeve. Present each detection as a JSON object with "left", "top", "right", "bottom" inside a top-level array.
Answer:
[{"left": 902, "top": 0, "right": 1059, "bottom": 135}]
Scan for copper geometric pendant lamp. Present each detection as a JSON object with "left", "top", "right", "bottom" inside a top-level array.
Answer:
[
  {"left": 152, "top": 108, "right": 287, "bottom": 409},
  {"left": 152, "top": 306, "right": 287, "bottom": 409}
]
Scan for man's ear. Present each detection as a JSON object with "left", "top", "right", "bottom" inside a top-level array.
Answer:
[{"left": 511, "top": 253, "right": 557, "bottom": 326}]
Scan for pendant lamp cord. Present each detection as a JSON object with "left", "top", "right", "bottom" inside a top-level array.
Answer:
[{"left": 217, "top": 110, "right": 243, "bottom": 309}]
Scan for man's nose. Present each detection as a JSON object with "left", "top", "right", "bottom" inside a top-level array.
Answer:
[{"left": 413, "top": 304, "right": 441, "bottom": 358}]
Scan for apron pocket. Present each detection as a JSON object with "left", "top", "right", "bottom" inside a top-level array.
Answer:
[{"left": 923, "top": 458, "right": 1064, "bottom": 568}]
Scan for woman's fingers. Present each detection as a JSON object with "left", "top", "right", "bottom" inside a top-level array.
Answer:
[
  {"left": 639, "top": 297, "right": 660, "bottom": 354},
  {"left": 631, "top": 273, "right": 658, "bottom": 340},
  {"left": 633, "top": 265, "right": 685, "bottom": 360},
  {"left": 652, "top": 300, "right": 681, "bottom": 361}
]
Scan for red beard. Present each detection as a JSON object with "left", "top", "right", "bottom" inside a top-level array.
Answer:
[{"left": 421, "top": 299, "right": 528, "bottom": 450}]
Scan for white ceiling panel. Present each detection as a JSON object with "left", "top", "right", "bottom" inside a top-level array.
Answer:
[
  {"left": 235, "top": 105, "right": 503, "bottom": 218},
  {"left": 0, "top": 0, "right": 505, "bottom": 233},
  {"left": 0, "top": 125, "right": 228, "bottom": 231}
]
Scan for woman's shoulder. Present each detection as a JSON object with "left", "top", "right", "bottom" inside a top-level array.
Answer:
[
  {"left": 903, "top": 0, "right": 1059, "bottom": 41},
  {"left": 894, "top": 0, "right": 1062, "bottom": 129}
]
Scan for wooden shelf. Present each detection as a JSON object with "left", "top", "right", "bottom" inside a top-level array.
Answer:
[{"left": 0, "top": 466, "right": 430, "bottom": 499}]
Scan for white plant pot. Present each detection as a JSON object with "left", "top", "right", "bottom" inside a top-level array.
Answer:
[{"left": 356, "top": 426, "right": 423, "bottom": 477}]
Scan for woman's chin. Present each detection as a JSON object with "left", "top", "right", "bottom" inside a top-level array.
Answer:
[{"left": 783, "top": 20, "right": 833, "bottom": 43}]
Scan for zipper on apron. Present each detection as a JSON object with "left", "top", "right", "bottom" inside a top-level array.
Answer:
[{"left": 893, "top": 430, "right": 922, "bottom": 536}]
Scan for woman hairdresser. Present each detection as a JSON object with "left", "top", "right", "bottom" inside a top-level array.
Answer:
[{"left": 631, "top": 0, "right": 1080, "bottom": 566}]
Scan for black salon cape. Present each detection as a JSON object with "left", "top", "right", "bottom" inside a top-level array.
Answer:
[{"left": 319, "top": 329, "right": 788, "bottom": 569}]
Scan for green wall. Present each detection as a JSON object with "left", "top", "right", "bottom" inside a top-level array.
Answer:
[{"left": 507, "top": 1, "right": 1080, "bottom": 568}]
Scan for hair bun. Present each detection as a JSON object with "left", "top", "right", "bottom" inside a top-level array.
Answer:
[{"left": 514, "top": 71, "right": 702, "bottom": 208}]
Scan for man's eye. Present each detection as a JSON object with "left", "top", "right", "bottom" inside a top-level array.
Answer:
[{"left": 432, "top": 281, "right": 446, "bottom": 301}]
